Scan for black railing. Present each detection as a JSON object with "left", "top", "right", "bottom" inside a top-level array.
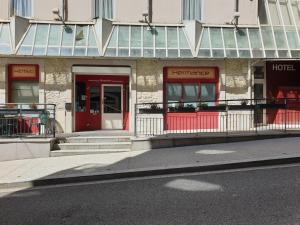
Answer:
[
  {"left": 135, "top": 98, "right": 300, "bottom": 137},
  {"left": 0, "top": 103, "right": 56, "bottom": 138}
]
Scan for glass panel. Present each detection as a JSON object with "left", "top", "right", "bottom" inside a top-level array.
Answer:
[
  {"left": 168, "top": 49, "right": 179, "bottom": 58},
  {"left": 75, "top": 25, "right": 88, "bottom": 47},
  {"left": 226, "top": 50, "right": 238, "bottom": 58},
  {"left": 33, "top": 46, "right": 46, "bottom": 55},
  {"left": 200, "top": 83, "right": 216, "bottom": 106},
  {"left": 278, "top": 50, "right": 289, "bottom": 57},
  {"left": 183, "top": 84, "right": 199, "bottom": 104},
  {"left": 131, "top": 26, "right": 141, "bottom": 48},
  {"left": 48, "top": 25, "right": 61, "bottom": 46},
  {"left": 107, "top": 27, "right": 117, "bottom": 48},
  {"left": 273, "top": 27, "right": 288, "bottom": 49},
  {"left": 105, "top": 48, "right": 116, "bottom": 56},
  {"left": 144, "top": 49, "right": 154, "bottom": 57},
  {"left": 291, "top": 50, "right": 300, "bottom": 57},
  {"left": 279, "top": 0, "right": 292, "bottom": 25},
  {"left": 74, "top": 47, "right": 86, "bottom": 56},
  {"left": 75, "top": 82, "right": 86, "bottom": 112},
  {"left": 268, "top": 0, "right": 281, "bottom": 25},
  {"left": 131, "top": 48, "right": 141, "bottom": 57},
  {"left": 119, "top": 48, "right": 129, "bottom": 56},
  {"left": 248, "top": 29, "right": 263, "bottom": 49},
  {"left": 47, "top": 47, "right": 60, "bottom": 56},
  {"left": 11, "top": 81, "right": 39, "bottom": 103},
  {"left": 35, "top": 24, "right": 48, "bottom": 46},
  {"left": 223, "top": 28, "right": 236, "bottom": 49},
  {"left": 182, "top": 0, "right": 202, "bottom": 20},
  {"left": 90, "top": 87, "right": 100, "bottom": 114},
  {"left": 198, "top": 49, "right": 211, "bottom": 57},
  {"left": 61, "top": 47, "right": 73, "bottom": 56},
  {"left": 88, "top": 27, "right": 97, "bottom": 47},
  {"left": 179, "top": 28, "right": 190, "bottom": 48},
  {"left": 259, "top": 0, "right": 269, "bottom": 24},
  {"left": 210, "top": 28, "right": 223, "bottom": 48},
  {"left": 167, "top": 27, "right": 178, "bottom": 48},
  {"left": 87, "top": 48, "right": 99, "bottom": 56},
  {"left": 18, "top": 46, "right": 32, "bottom": 55},
  {"left": 103, "top": 86, "right": 122, "bottom": 114},
  {"left": 62, "top": 25, "right": 75, "bottom": 47},
  {"left": 167, "top": 84, "right": 182, "bottom": 102},
  {"left": 144, "top": 27, "right": 153, "bottom": 48},
  {"left": 212, "top": 49, "right": 224, "bottom": 57},
  {"left": 22, "top": 24, "right": 36, "bottom": 46},
  {"left": 125, "top": 84, "right": 129, "bottom": 112},
  {"left": 236, "top": 29, "right": 249, "bottom": 49},
  {"left": 286, "top": 28, "right": 300, "bottom": 49},
  {"left": 265, "top": 50, "right": 277, "bottom": 57},
  {"left": 118, "top": 26, "right": 129, "bottom": 48},
  {"left": 0, "top": 45, "right": 11, "bottom": 54},
  {"left": 155, "top": 49, "right": 166, "bottom": 58},
  {"left": 291, "top": 0, "right": 300, "bottom": 25},
  {"left": 200, "top": 28, "right": 210, "bottom": 49},
  {"left": 180, "top": 49, "right": 193, "bottom": 57},
  {"left": 155, "top": 27, "right": 166, "bottom": 48},
  {"left": 261, "top": 26, "right": 276, "bottom": 49},
  {"left": 0, "top": 24, "right": 10, "bottom": 44},
  {"left": 252, "top": 50, "right": 264, "bottom": 58},
  {"left": 239, "top": 50, "right": 251, "bottom": 58}
]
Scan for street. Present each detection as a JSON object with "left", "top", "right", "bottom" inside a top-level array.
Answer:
[{"left": 1, "top": 164, "right": 300, "bottom": 225}]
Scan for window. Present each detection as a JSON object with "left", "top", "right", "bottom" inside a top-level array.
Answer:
[
  {"left": 94, "top": 0, "right": 114, "bottom": 20},
  {"left": 11, "top": 81, "right": 39, "bottom": 103},
  {"left": 182, "top": 0, "right": 202, "bottom": 21},
  {"left": 11, "top": 0, "right": 32, "bottom": 18}
]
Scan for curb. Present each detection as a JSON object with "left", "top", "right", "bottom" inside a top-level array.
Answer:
[{"left": 1, "top": 156, "right": 300, "bottom": 189}]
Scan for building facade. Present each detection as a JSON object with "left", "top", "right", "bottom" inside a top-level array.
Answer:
[{"left": 0, "top": 0, "right": 299, "bottom": 135}]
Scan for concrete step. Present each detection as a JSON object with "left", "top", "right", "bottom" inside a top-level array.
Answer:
[
  {"left": 50, "top": 149, "right": 131, "bottom": 157},
  {"left": 65, "top": 136, "right": 131, "bottom": 143},
  {"left": 58, "top": 142, "right": 132, "bottom": 150}
]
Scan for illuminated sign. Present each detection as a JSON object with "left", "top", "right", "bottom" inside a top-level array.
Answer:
[
  {"left": 11, "top": 65, "right": 38, "bottom": 78},
  {"left": 167, "top": 67, "right": 216, "bottom": 79}
]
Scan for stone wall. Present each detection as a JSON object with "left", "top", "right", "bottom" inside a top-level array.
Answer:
[{"left": 0, "top": 60, "right": 6, "bottom": 103}]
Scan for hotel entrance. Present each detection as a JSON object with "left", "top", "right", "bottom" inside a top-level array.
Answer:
[{"left": 75, "top": 75, "right": 129, "bottom": 132}]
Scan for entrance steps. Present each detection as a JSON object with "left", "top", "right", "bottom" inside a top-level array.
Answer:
[{"left": 51, "top": 136, "right": 132, "bottom": 157}]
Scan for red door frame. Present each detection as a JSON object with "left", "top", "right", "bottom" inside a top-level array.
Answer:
[
  {"left": 75, "top": 75, "right": 129, "bottom": 132},
  {"left": 163, "top": 67, "right": 219, "bottom": 130}
]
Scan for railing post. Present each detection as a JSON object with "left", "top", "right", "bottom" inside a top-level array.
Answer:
[
  {"left": 53, "top": 105, "right": 56, "bottom": 138},
  {"left": 255, "top": 99, "right": 258, "bottom": 134},
  {"left": 226, "top": 102, "right": 229, "bottom": 136},
  {"left": 284, "top": 98, "right": 287, "bottom": 133},
  {"left": 19, "top": 104, "right": 22, "bottom": 136},
  {"left": 134, "top": 103, "right": 137, "bottom": 137}
]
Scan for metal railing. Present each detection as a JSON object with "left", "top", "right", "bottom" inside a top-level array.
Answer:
[
  {"left": 135, "top": 98, "right": 300, "bottom": 137},
  {"left": 0, "top": 103, "right": 56, "bottom": 138}
]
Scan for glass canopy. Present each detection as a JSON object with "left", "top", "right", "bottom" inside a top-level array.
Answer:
[
  {"left": 198, "top": 0, "right": 300, "bottom": 58},
  {"left": 105, "top": 25, "right": 193, "bottom": 58},
  {"left": 17, "top": 24, "right": 100, "bottom": 57},
  {"left": 0, "top": 23, "right": 12, "bottom": 55}
]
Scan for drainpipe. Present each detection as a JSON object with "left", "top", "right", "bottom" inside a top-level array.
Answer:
[
  {"left": 62, "top": 0, "right": 68, "bottom": 21},
  {"left": 148, "top": 0, "right": 152, "bottom": 23},
  {"left": 234, "top": 0, "right": 239, "bottom": 25}
]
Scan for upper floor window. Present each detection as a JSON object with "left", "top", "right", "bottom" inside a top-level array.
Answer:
[
  {"left": 11, "top": 0, "right": 32, "bottom": 18},
  {"left": 182, "top": 0, "right": 202, "bottom": 21},
  {"left": 94, "top": 0, "right": 114, "bottom": 20}
]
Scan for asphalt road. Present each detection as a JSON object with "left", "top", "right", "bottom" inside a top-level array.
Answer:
[{"left": 1, "top": 164, "right": 300, "bottom": 225}]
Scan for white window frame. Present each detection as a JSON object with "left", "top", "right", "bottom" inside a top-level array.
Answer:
[{"left": 10, "top": 0, "right": 33, "bottom": 19}]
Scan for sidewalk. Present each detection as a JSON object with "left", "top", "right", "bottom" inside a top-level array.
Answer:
[{"left": 1, "top": 137, "right": 300, "bottom": 188}]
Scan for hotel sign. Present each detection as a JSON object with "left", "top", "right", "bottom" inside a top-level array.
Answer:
[
  {"left": 167, "top": 67, "right": 216, "bottom": 79},
  {"left": 11, "top": 65, "right": 38, "bottom": 78}
]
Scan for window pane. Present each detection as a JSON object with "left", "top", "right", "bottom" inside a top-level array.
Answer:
[
  {"left": 183, "top": 84, "right": 199, "bottom": 102},
  {"left": 90, "top": 87, "right": 100, "bottom": 114},
  {"left": 273, "top": 27, "right": 288, "bottom": 49},
  {"left": 182, "top": 0, "right": 202, "bottom": 20},
  {"left": 268, "top": 0, "right": 281, "bottom": 25},
  {"left": 200, "top": 83, "right": 216, "bottom": 106},
  {"left": 258, "top": 0, "right": 269, "bottom": 24},
  {"left": 291, "top": 0, "right": 300, "bottom": 25},
  {"left": 279, "top": 0, "right": 292, "bottom": 25},
  {"left": 210, "top": 28, "right": 223, "bottom": 48},
  {"left": 223, "top": 28, "right": 236, "bottom": 49},
  {"left": 88, "top": 27, "right": 97, "bottom": 47},
  {"left": 35, "top": 25, "right": 49, "bottom": 46},
  {"left": 179, "top": 28, "right": 189, "bottom": 48},
  {"left": 144, "top": 27, "right": 153, "bottom": 48},
  {"left": 62, "top": 25, "right": 75, "bottom": 47},
  {"left": 0, "top": 24, "right": 10, "bottom": 44},
  {"left": 167, "top": 84, "right": 181, "bottom": 102},
  {"left": 48, "top": 25, "right": 62, "bottom": 46},
  {"left": 75, "top": 26, "right": 88, "bottom": 47},
  {"left": 200, "top": 28, "right": 210, "bottom": 49},
  {"left": 22, "top": 24, "right": 36, "bottom": 46},
  {"left": 131, "top": 26, "right": 141, "bottom": 48},
  {"left": 261, "top": 26, "right": 275, "bottom": 49},
  {"left": 167, "top": 27, "right": 178, "bottom": 48},
  {"left": 118, "top": 26, "right": 129, "bottom": 48},
  {"left": 11, "top": 81, "right": 39, "bottom": 103},
  {"left": 155, "top": 27, "right": 166, "bottom": 48},
  {"left": 236, "top": 29, "right": 249, "bottom": 49},
  {"left": 75, "top": 82, "right": 86, "bottom": 112},
  {"left": 248, "top": 29, "right": 263, "bottom": 49},
  {"left": 103, "top": 86, "right": 122, "bottom": 114},
  {"left": 95, "top": 0, "right": 113, "bottom": 19},
  {"left": 12, "top": 0, "right": 32, "bottom": 18},
  {"left": 286, "top": 28, "right": 300, "bottom": 49}
]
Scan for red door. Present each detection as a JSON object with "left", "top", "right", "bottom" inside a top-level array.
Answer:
[{"left": 75, "top": 81, "right": 101, "bottom": 131}]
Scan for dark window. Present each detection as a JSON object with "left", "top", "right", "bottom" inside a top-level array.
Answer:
[{"left": 75, "top": 82, "right": 86, "bottom": 112}]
